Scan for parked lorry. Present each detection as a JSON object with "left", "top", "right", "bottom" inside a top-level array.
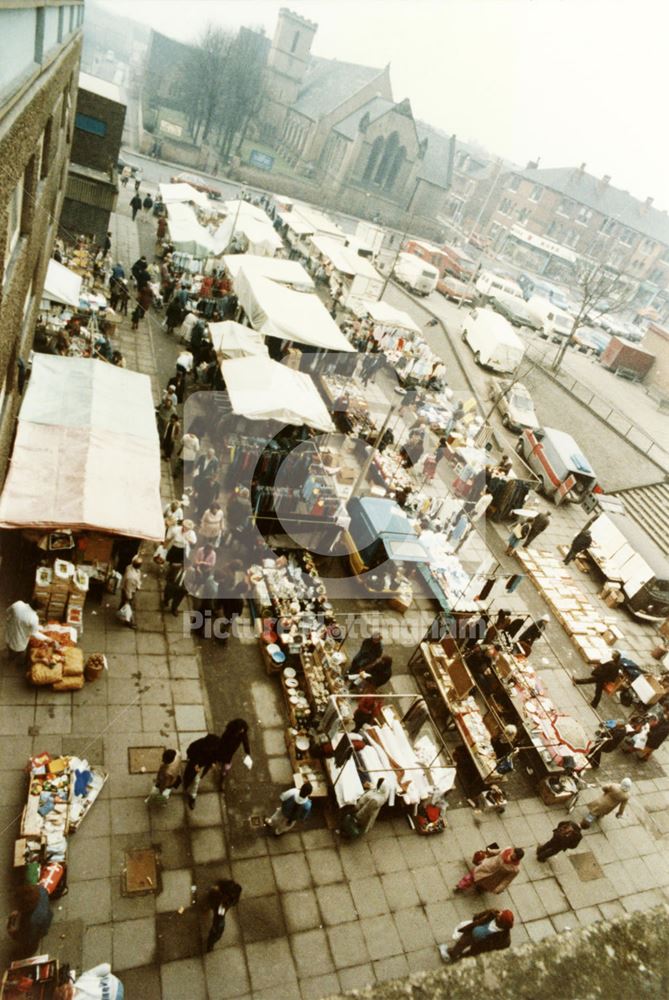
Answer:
[
  {"left": 526, "top": 295, "right": 573, "bottom": 342},
  {"left": 393, "top": 252, "right": 439, "bottom": 295},
  {"left": 599, "top": 336, "right": 655, "bottom": 382},
  {"left": 460, "top": 307, "right": 525, "bottom": 373}
]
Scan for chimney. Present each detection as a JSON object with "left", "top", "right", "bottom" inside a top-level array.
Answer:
[
  {"left": 602, "top": 174, "right": 611, "bottom": 187},
  {"left": 579, "top": 162, "right": 586, "bottom": 172},
  {"left": 646, "top": 196, "right": 654, "bottom": 209},
  {"left": 526, "top": 159, "right": 539, "bottom": 170}
]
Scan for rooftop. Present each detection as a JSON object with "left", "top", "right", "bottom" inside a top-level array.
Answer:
[
  {"left": 333, "top": 96, "right": 396, "bottom": 141},
  {"left": 78, "top": 71, "right": 125, "bottom": 106},
  {"left": 515, "top": 166, "right": 669, "bottom": 245},
  {"left": 293, "top": 56, "right": 385, "bottom": 121}
]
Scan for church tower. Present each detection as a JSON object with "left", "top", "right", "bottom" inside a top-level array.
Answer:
[{"left": 262, "top": 8, "right": 317, "bottom": 142}]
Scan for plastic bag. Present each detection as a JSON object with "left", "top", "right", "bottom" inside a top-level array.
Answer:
[
  {"left": 116, "top": 603, "right": 133, "bottom": 624},
  {"left": 153, "top": 544, "right": 167, "bottom": 565}
]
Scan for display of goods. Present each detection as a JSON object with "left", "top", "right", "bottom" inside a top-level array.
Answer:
[
  {"left": 52, "top": 675, "right": 84, "bottom": 691},
  {"left": 36, "top": 567, "right": 53, "bottom": 588},
  {"left": 29, "top": 661, "right": 64, "bottom": 686},
  {"left": 54, "top": 559, "right": 75, "bottom": 581},
  {"left": 62, "top": 647, "right": 84, "bottom": 677},
  {"left": 39, "top": 861, "right": 65, "bottom": 894},
  {"left": 72, "top": 569, "right": 89, "bottom": 592},
  {"left": 84, "top": 653, "right": 106, "bottom": 682}
]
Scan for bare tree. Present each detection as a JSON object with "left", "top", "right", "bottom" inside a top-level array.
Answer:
[
  {"left": 182, "top": 25, "right": 232, "bottom": 145},
  {"left": 215, "top": 28, "right": 268, "bottom": 162},
  {"left": 551, "top": 260, "right": 635, "bottom": 372}
]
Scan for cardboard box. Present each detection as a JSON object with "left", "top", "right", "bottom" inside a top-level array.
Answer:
[{"left": 631, "top": 674, "right": 666, "bottom": 706}]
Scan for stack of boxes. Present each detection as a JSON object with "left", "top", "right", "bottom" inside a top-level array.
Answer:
[{"left": 32, "top": 560, "right": 89, "bottom": 636}]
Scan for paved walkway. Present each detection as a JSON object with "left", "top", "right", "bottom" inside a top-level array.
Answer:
[{"left": 0, "top": 202, "right": 668, "bottom": 1000}]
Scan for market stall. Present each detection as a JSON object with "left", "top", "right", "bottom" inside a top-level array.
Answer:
[
  {"left": 212, "top": 201, "right": 282, "bottom": 257},
  {"left": 309, "top": 234, "right": 383, "bottom": 313},
  {"left": 42, "top": 259, "right": 82, "bottom": 308},
  {"left": 233, "top": 268, "right": 354, "bottom": 353},
  {"left": 166, "top": 202, "right": 216, "bottom": 260},
  {"left": 221, "top": 356, "right": 335, "bottom": 432},
  {"left": 222, "top": 254, "right": 315, "bottom": 290},
  {"left": 209, "top": 320, "right": 269, "bottom": 360},
  {"left": 158, "top": 181, "right": 210, "bottom": 208}
]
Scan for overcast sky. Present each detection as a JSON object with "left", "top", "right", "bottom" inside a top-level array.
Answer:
[{"left": 100, "top": 0, "right": 669, "bottom": 208}]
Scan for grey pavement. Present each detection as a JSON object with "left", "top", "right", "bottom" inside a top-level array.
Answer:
[{"left": 0, "top": 201, "right": 668, "bottom": 1000}]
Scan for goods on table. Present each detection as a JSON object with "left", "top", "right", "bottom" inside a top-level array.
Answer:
[
  {"left": 26, "top": 625, "right": 98, "bottom": 691},
  {"left": 517, "top": 548, "right": 628, "bottom": 664},
  {"left": 32, "top": 560, "right": 88, "bottom": 633}
]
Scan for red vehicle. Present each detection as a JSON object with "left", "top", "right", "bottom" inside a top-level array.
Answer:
[
  {"left": 441, "top": 244, "right": 477, "bottom": 282},
  {"left": 437, "top": 274, "right": 475, "bottom": 303},
  {"left": 403, "top": 239, "right": 452, "bottom": 278},
  {"left": 599, "top": 337, "right": 655, "bottom": 381},
  {"left": 170, "top": 171, "right": 222, "bottom": 199}
]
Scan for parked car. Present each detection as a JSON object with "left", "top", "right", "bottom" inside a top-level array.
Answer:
[
  {"left": 170, "top": 171, "right": 222, "bottom": 199},
  {"left": 488, "top": 379, "right": 539, "bottom": 431},
  {"left": 491, "top": 294, "right": 543, "bottom": 330},
  {"left": 526, "top": 295, "right": 573, "bottom": 342},
  {"left": 460, "top": 307, "right": 525, "bottom": 373},
  {"left": 393, "top": 252, "right": 439, "bottom": 295},
  {"left": 475, "top": 270, "right": 525, "bottom": 309},
  {"left": 572, "top": 325, "right": 611, "bottom": 356},
  {"left": 436, "top": 274, "right": 475, "bottom": 303},
  {"left": 467, "top": 232, "right": 490, "bottom": 251}
]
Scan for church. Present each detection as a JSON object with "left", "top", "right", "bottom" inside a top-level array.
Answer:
[{"left": 257, "top": 8, "right": 454, "bottom": 225}]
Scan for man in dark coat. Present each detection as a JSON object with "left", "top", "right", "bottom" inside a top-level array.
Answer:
[
  {"left": 572, "top": 651, "right": 622, "bottom": 708},
  {"left": 536, "top": 820, "right": 582, "bottom": 861},
  {"left": 206, "top": 880, "right": 242, "bottom": 952},
  {"left": 523, "top": 510, "right": 551, "bottom": 547},
  {"left": 183, "top": 720, "right": 252, "bottom": 808},
  {"left": 564, "top": 526, "right": 593, "bottom": 564},
  {"left": 587, "top": 720, "right": 627, "bottom": 768},
  {"left": 130, "top": 193, "right": 143, "bottom": 220},
  {"left": 349, "top": 634, "right": 383, "bottom": 673},
  {"left": 439, "top": 908, "right": 514, "bottom": 962}
]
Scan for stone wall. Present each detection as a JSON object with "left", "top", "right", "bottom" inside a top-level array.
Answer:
[{"left": 326, "top": 905, "right": 669, "bottom": 1000}]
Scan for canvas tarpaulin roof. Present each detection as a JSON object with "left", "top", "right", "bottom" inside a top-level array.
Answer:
[
  {"left": 43, "top": 259, "right": 82, "bottom": 307},
  {"left": 0, "top": 356, "right": 163, "bottom": 540},
  {"left": 209, "top": 320, "right": 268, "bottom": 360},
  {"left": 158, "top": 182, "right": 210, "bottom": 208},
  {"left": 211, "top": 201, "right": 282, "bottom": 257},
  {"left": 221, "top": 356, "right": 334, "bottom": 431},
  {"left": 363, "top": 300, "right": 422, "bottom": 334},
  {"left": 166, "top": 202, "right": 215, "bottom": 257},
  {"left": 310, "top": 234, "right": 379, "bottom": 279},
  {"left": 222, "top": 255, "right": 314, "bottom": 290},
  {"left": 234, "top": 269, "right": 354, "bottom": 352}
]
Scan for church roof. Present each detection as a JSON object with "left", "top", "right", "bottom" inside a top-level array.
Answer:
[
  {"left": 333, "top": 96, "right": 396, "bottom": 140},
  {"left": 415, "top": 123, "right": 454, "bottom": 190},
  {"left": 293, "top": 56, "right": 384, "bottom": 121}
]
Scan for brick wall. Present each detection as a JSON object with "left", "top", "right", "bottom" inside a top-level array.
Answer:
[{"left": 72, "top": 87, "right": 125, "bottom": 175}]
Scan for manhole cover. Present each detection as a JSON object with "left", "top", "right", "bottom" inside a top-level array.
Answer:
[
  {"left": 128, "top": 747, "right": 164, "bottom": 774},
  {"left": 570, "top": 851, "right": 604, "bottom": 881},
  {"left": 122, "top": 847, "right": 160, "bottom": 896},
  {"left": 249, "top": 815, "right": 264, "bottom": 828}
]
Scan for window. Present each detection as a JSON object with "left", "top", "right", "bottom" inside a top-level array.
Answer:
[
  {"left": 57, "top": 6, "right": 64, "bottom": 42},
  {"left": 4, "top": 181, "right": 23, "bottom": 281},
  {"left": 290, "top": 31, "right": 300, "bottom": 53},
  {"left": 499, "top": 197, "right": 514, "bottom": 216},
  {"left": 600, "top": 217, "right": 617, "bottom": 235},
  {"left": 518, "top": 207, "right": 530, "bottom": 224},
  {"left": 41, "top": 117, "right": 53, "bottom": 179},
  {"left": 650, "top": 268, "right": 663, "bottom": 284},
  {"left": 557, "top": 197, "right": 573, "bottom": 217},
  {"left": 74, "top": 113, "right": 107, "bottom": 137},
  {"left": 576, "top": 206, "right": 592, "bottom": 226},
  {"left": 69, "top": 6, "right": 75, "bottom": 32},
  {"left": 34, "top": 7, "right": 45, "bottom": 62},
  {"left": 20, "top": 157, "right": 35, "bottom": 234},
  {"left": 529, "top": 184, "right": 543, "bottom": 203},
  {"left": 618, "top": 227, "right": 635, "bottom": 247},
  {"left": 507, "top": 175, "right": 520, "bottom": 192}
]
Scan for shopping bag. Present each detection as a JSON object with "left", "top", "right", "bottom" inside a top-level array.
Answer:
[
  {"left": 153, "top": 544, "right": 167, "bottom": 565},
  {"left": 116, "top": 603, "right": 133, "bottom": 624}
]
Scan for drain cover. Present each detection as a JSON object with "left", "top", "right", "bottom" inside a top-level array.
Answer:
[
  {"left": 128, "top": 747, "right": 164, "bottom": 774},
  {"left": 570, "top": 851, "right": 604, "bottom": 881},
  {"left": 249, "top": 815, "right": 264, "bottom": 828},
  {"left": 122, "top": 847, "right": 160, "bottom": 896}
]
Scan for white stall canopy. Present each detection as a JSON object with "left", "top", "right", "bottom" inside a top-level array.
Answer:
[
  {"left": 158, "top": 182, "right": 210, "bottom": 208},
  {"left": 212, "top": 201, "right": 282, "bottom": 257},
  {"left": 166, "top": 202, "right": 215, "bottom": 257},
  {"left": 234, "top": 269, "right": 354, "bottom": 352},
  {"left": 0, "top": 356, "right": 164, "bottom": 540},
  {"left": 43, "top": 259, "right": 82, "bottom": 307},
  {"left": 209, "top": 320, "right": 268, "bottom": 360},
  {"left": 221, "top": 356, "right": 334, "bottom": 431},
  {"left": 310, "top": 235, "right": 379, "bottom": 280},
  {"left": 363, "top": 300, "right": 422, "bottom": 334},
  {"left": 222, "top": 255, "right": 314, "bottom": 290}
]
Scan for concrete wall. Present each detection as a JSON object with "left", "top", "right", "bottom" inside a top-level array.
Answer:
[
  {"left": 0, "top": 20, "right": 82, "bottom": 481},
  {"left": 72, "top": 86, "right": 126, "bottom": 174}
]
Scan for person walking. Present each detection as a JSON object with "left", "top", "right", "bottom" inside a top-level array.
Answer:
[
  {"left": 438, "top": 908, "right": 514, "bottom": 963},
  {"left": 130, "top": 192, "right": 142, "bottom": 221},
  {"left": 564, "top": 526, "right": 593, "bottom": 564},
  {"left": 119, "top": 556, "right": 142, "bottom": 628},
  {"left": 205, "top": 879, "right": 242, "bottom": 952},
  {"left": 455, "top": 846, "right": 524, "bottom": 894},
  {"left": 142, "top": 193, "right": 154, "bottom": 218},
  {"left": 199, "top": 502, "right": 225, "bottom": 548},
  {"left": 162, "top": 563, "right": 197, "bottom": 617},
  {"left": 572, "top": 651, "right": 622, "bottom": 708},
  {"left": 264, "top": 782, "right": 313, "bottom": 836},
  {"left": 183, "top": 720, "right": 252, "bottom": 808},
  {"left": 350, "top": 633, "right": 383, "bottom": 673},
  {"left": 161, "top": 413, "right": 181, "bottom": 462},
  {"left": 535, "top": 820, "right": 582, "bottom": 862},
  {"left": 580, "top": 777, "right": 632, "bottom": 828},
  {"left": 145, "top": 749, "right": 182, "bottom": 806},
  {"left": 353, "top": 779, "right": 389, "bottom": 834},
  {"left": 523, "top": 510, "right": 551, "bottom": 547},
  {"left": 134, "top": 168, "right": 142, "bottom": 191}
]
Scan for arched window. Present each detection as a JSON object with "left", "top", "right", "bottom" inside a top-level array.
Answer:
[
  {"left": 374, "top": 132, "right": 399, "bottom": 186},
  {"left": 385, "top": 145, "right": 406, "bottom": 191},
  {"left": 363, "top": 136, "right": 383, "bottom": 182}
]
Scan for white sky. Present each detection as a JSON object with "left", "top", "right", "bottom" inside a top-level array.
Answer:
[{"left": 101, "top": 0, "right": 669, "bottom": 208}]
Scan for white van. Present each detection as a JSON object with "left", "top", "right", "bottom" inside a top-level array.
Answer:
[
  {"left": 527, "top": 295, "right": 573, "bottom": 342},
  {"left": 393, "top": 253, "right": 439, "bottom": 296},
  {"left": 475, "top": 271, "right": 524, "bottom": 308},
  {"left": 460, "top": 307, "right": 525, "bottom": 373}
]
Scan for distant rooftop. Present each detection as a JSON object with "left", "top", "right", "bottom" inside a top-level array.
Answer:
[
  {"left": 79, "top": 71, "right": 125, "bottom": 106},
  {"left": 293, "top": 56, "right": 384, "bottom": 121}
]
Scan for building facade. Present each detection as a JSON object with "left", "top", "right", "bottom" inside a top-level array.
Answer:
[
  {"left": 0, "top": 1, "right": 84, "bottom": 479},
  {"left": 485, "top": 164, "right": 669, "bottom": 320},
  {"left": 59, "top": 71, "right": 125, "bottom": 243}
]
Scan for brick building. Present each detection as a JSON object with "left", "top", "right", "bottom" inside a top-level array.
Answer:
[
  {"left": 59, "top": 71, "right": 125, "bottom": 243},
  {"left": 0, "top": 1, "right": 83, "bottom": 480},
  {"left": 484, "top": 163, "right": 669, "bottom": 321}
]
